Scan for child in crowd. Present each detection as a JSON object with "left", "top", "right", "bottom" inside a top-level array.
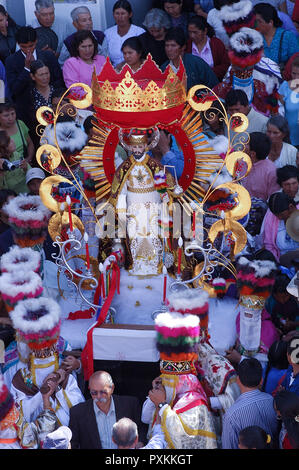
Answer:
[
  {"left": 0, "top": 130, "right": 30, "bottom": 194},
  {"left": 238, "top": 426, "right": 272, "bottom": 449}
]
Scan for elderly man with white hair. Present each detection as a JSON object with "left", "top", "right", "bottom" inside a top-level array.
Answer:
[
  {"left": 112, "top": 416, "right": 167, "bottom": 449},
  {"left": 31, "top": 0, "right": 75, "bottom": 57},
  {"left": 58, "top": 6, "right": 106, "bottom": 66}
]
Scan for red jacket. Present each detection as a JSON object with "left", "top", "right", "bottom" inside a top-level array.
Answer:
[{"left": 186, "top": 37, "right": 230, "bottom": 81}]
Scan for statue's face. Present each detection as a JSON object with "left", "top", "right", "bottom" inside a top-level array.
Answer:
[{"left": 130, "top": 143, "right": 147, "bottom": 160}]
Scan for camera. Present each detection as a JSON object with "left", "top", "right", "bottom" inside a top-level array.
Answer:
[{"left": 2, "top": 159, "right": 17, "bottom": 171}]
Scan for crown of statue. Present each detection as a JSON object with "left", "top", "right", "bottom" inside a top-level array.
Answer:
[
  {"left": 124, "top": 129, "right": 149, "bottom": 145},
  {"left": 91, "top": 55, "right": 187, "bottom": 129}
]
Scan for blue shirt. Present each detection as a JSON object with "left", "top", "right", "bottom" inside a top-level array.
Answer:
[
  {"left": 282, "top": 366, "right": 299, "bottom": 396},
  {"left": 263, "top": 27, "right": 299, "bottom": 65},
  {"left": 279, "top": 80, "right": 299, "bottom": 146},
  {"left": 221, "top": 389, "right": 278, "bottom": 449},
  {"left": 93, "top": 398, "right": 117, "bottom": 449},
  {"left": 161, "top": 149, "right": 184, "bottom": 179}
]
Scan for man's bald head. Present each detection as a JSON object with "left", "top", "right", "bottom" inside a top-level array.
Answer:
[
  {"left": 89, "top": 370, "right": 114, "bottom": 388},
  {"left": 112, "top": 418, "right": 138, "bottom": 449}
]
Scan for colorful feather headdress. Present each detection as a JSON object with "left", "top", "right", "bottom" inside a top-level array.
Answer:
[
  {"left": 236, "top": 256, "right": 277, "bottom": 304},
  {"left": 156, "top": 289, "right": 210, "bottom": 375},
  {"left": 10, "top": 297, "right": 61, "bottom": 352}
]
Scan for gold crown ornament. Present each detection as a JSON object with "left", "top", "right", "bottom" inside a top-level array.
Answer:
[{"left": 91, "top": 54, "right": 187, "bottom": 129}]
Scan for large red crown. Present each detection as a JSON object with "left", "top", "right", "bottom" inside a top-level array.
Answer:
[{"left": 92, "top": 54, "right": 187, "bottom": 129}]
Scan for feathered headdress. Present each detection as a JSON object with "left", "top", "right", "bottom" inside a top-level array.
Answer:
[
  {"left": 236, "top": 256, "right": 277, "bottom": 308},
  {"left": 10, "top": 297, "right": 61, "bottom": 351}
]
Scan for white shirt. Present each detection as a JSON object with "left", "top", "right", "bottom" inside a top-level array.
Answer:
[
  {"left": 270, "top": 142, "right": 297, "bottom": 168},
  {"left": 93, "top": 398, "right": 117, "bottom": 449},
  {"left": 104, "top": 24, "right": 145, "bottom": 67}
]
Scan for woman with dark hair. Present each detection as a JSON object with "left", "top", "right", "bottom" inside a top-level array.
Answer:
[
  {"left": 30, "top": 60, "right": 54, "bottom": 111},
  {"left": 254, "top": 2, "right": 299, "bottom": 66},
  {"left": 186, "top": 15, "right": 229, "bottom": 80},
  {"left": 104, "top": 0, "right": 145, "bottom": 67},
  {"left": 267, "top": 115, "right": 298, "bottom": 168},
  {"left": 0, "top": 101, "right": 34, "bottom": 165},
  {"left": 162, "top": 0, "right": 193, "bottom": 35},
  {"left": 0, "top": 5, "right": 20, "bottom": 64},
  {"left": 161, "top": 26, "right": 219, "bottom": 90},
  {"left": 28, "top": 59, "right": 58, "bottom": 149},
  {"left": 262, "top": 191, "right": 299, "bottom": 261},
  {"left": 274, "top": 390, "right": 299, "bottom": 449},
  {"left": 138, "top": 8, "right": 171, "bottom": 66},
  {"left": 277, "top": 164, "right": 299, "bottom": 200},
  {"left": 63, "top": 30, "right": 105, "bottom": 91},
  {"left": 262, "top": 340, "right": 289, "bottom": 395},
  {"left": 238, "top": 426, "right": 272, "bottom": 449},
  {"left": 116, "top": 36, "right": 145, "bottom": 71}
]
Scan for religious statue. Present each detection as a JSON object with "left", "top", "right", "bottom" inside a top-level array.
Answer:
[{"left": 107, "top": 128, "right": 182, "bottom": 277}]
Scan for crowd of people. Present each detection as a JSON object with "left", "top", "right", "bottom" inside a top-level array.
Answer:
[{"left": 0, "top": 0, "right": 299, "bottom": 451}]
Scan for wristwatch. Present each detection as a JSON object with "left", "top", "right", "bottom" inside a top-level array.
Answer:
[{"left": 158, "top": 401, "right": 167, "bottom": 409}]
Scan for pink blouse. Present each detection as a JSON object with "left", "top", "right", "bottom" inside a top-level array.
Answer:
[{"left": 63, "top": 55, "right": 106, "bottom": 89}]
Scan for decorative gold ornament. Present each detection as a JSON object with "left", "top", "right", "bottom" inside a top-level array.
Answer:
[
  {"left": 225, "top": 151, "right": 252, "bottom": 178},
  {"left": 39, "top": 175, "right": 73, "bottom": 213},
  {"left": 68, "top": 83, "right": 93, "bottom": 109},
  {"left": 230, "top": 112, "right": 249, "bottom": 133},
  {"left": 240, "top": 295, "right": 266, "bottom": 310},
  {"left": 36, "top": 106, "right": 54, "bottom": 126},
  {"left": 48, "top": 211, "right": 85, "bottom": 241},
  {"left": 92, "top": 68, "right": 186, "bottom": 113},
  {"left": 212, "top": 182, "right": 251, "bottom": 220},
  {"left": 208, "top": 218, "right": 247, "bottom": 255},
  {"left": 187, "top": 85, "right": 216, "bottom": 112},
  {"left": 36, "top": 144, "right": 61, "bottom": 172}
]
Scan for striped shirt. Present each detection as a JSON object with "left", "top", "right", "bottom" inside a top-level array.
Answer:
[
  {"left": 93, "top": 398, "right": 117, "bottom": 449},
  {"left": 221, "top": 390, "right": 278, "bottom": 449}
]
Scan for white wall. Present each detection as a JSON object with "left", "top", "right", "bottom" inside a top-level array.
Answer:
[{"left": 24, "top": 0, "right": 107, "bottom": 30}]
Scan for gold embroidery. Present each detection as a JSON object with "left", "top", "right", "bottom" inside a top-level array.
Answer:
[{"left": 127, "top": 186, "right": 156, "bottom": 193}]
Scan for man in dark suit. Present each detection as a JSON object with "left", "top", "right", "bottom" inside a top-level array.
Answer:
[
  {"left": 5, "top": 26, "right": 64, "bottom": 127},
  {"left": 69, "top": 370, "right": 147, "bottom": 449}
]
